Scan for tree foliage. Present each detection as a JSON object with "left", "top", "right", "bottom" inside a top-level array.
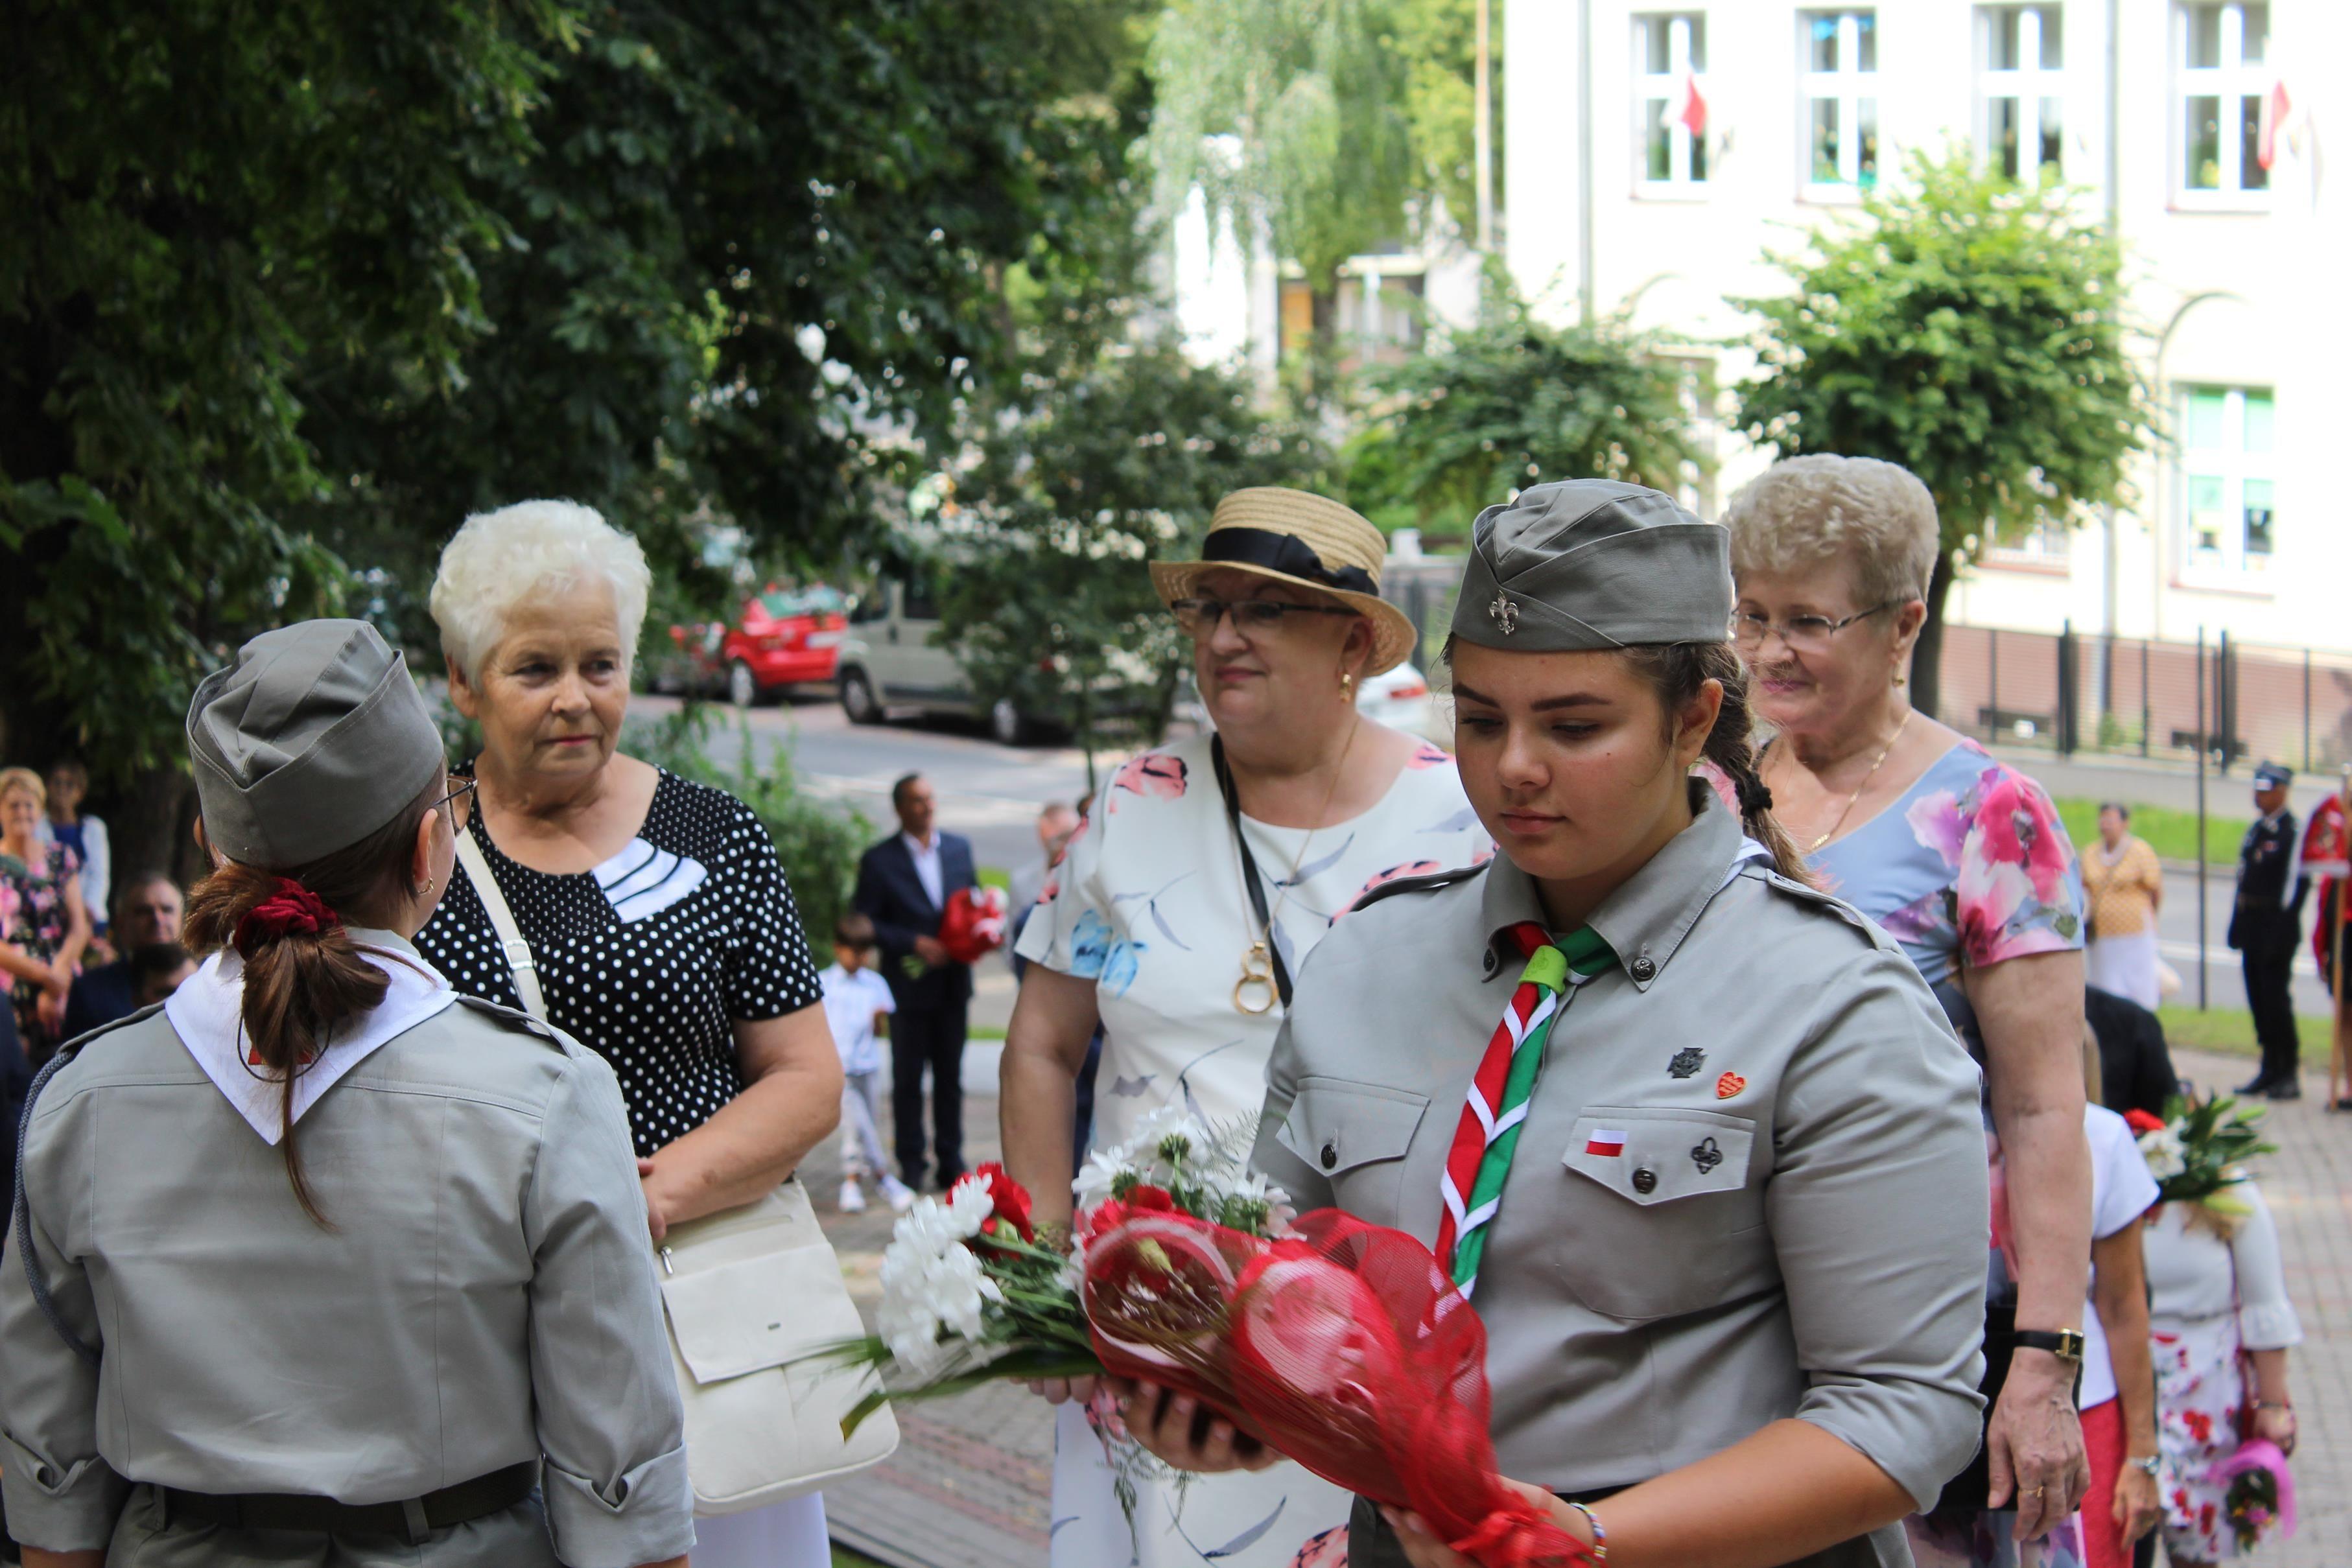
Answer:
[
  {"left": 1145, "top": 0, "right": 1494, "bottom": 357},
  {"left": 933, "top": 344, "right": 1328, "bottom": 786},
  {"left": 1345, "top": 266, "right": 1702, "bottom": 534},
  {"left": 1731, "top": 149, "right": 2155, "bottom": 717},
  {"left": 2, "top": 0, "right": 1157, "bottom": 872}
]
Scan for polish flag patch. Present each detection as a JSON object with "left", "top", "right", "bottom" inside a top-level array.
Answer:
[{"left": 1584, "top": 1129, "right": 1629, "bottom": 1158}]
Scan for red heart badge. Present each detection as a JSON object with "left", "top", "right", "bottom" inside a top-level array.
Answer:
[{"left": 1715, "top": 1071, "right": 1746, "bottom": 1100}]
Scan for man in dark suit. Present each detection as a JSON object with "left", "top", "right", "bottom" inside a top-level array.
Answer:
[
  {"left": 2229, "top": 761, "right": 2307, "bottom": 1099},
  {"left": 61, "top": 871, "right": 183, "bottom": 1040},
  {"left": 854, "top": 773, "right": 978, "bottom": 1190}
]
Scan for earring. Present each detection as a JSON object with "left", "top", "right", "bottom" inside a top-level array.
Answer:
[
  {"left": 1341, "top": 671, "right": 1355, "bottom": 697},
  {"left": 420, "top": 876, "right": 438, "bottom": 896},
  {"left": 1892, "top": 673, "right": 1907, "bottom": 688}
]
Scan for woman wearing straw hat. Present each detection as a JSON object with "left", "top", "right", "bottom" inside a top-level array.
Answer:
[{"left": 1003, "top": 488, "right": 1493, "bottom": 1568}]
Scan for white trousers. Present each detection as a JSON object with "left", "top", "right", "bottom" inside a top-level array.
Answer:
[{"left": 2086, "top": 929, "right": 2161, "bottom": 1012}]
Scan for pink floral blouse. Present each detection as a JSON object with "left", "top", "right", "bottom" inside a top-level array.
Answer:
[{"left": 1807, "top": 740, "right": 2085, "bottom": 1021}]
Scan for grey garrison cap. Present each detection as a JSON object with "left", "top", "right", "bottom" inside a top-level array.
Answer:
[
  {"left": 1451, "top": 480, "right": 1734, "bottom": 652},
  {"left": 188, "top": 620, "right": 445, "bottom": 867}
]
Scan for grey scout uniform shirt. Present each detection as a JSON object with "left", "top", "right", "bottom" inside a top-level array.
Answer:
[
  {"left": 0, "top": 931, "right": 694, "bottom": 1568},
  {"left": 1254, "top": 791, "right": 1990, "bottom": 1568}
]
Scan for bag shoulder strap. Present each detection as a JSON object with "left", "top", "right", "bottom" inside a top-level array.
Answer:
[
  {"left": 1210, "top": 735, "right": 1293, "bottom": 1011},
  {"left": 454, "top": 828, "right": 548, "bottom": 1021}
]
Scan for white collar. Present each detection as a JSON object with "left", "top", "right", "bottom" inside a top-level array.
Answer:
[
  {"left": 901, "top": 830, "right": 939, "bottom": 856},
  {"left": 165, "top": 928, "right": 458, "bottom": 1145}
]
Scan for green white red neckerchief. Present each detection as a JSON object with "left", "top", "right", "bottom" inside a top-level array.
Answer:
[{"left": 1435, "top": 920, "right": 1615, "bottom": 1298}]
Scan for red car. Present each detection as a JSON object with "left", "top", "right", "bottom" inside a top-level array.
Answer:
[{"left": 668, "top": 585, "right": 849, "bottom": 706}]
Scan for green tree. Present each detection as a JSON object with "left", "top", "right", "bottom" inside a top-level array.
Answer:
[
  {"left": 1, "top": 0, "right": 569, "bottom": 877},
  {"left": 1147, "top": 0, "right": 1415, "bottom": 335},
  {"left": 1732, "top": 148, "right": 2154, "bottom": 720},
  {"left": 3, "top": 0, "right": 1159, "bottom": 876},
  {"left": 1346, "top": 266, "right": 1703, "bottom": 533},
  {"left": 934, "top": 343, "right": 1328, "bottom": 788}
]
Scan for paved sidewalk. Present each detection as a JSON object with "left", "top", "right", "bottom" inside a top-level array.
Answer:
[{"left": 803, "top": 1051, "right": 2350, "bottom": 1568}]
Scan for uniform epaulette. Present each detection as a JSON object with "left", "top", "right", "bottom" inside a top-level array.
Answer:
[
  {"left": 452, "top": 993, "right": 570, "bottom": 1049},
  {"left": 1748, "top": 865, "right": 1894, "bottom": 949},
  {"left": 53, "top": 1001, "right": 167, "bottom": 1062},
  {"left": 1350, "top": 860, "right": 1491, "bottom": 915}
]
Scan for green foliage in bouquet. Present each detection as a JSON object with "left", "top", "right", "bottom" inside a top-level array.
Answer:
[
  {"left": 2130, "top": 1095, "right": 2277, "bottom": 1215},
  {"left": 2226, "top": 1464, "right": 2280, "bottom": 1549}
]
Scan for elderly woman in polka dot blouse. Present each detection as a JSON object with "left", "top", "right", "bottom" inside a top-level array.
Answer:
[{"left": 417, "top": 499, "right": 844, "bottom": 1568}]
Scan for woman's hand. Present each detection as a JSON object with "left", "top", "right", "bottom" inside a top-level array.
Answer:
[
  {"left": 1024, "top": 1374, "right": 1099, "bottom": 1406},
  {"left": 36, "top": 977, "right": 67, "bottom": 1035},
  {"left": 1113, "top": 1376, "right": 1278, "bottom": 1475},
  {"left": 2113, "top": 1459, "right": 2163, "bottom": 1543},
  {"left": 636, "top": 1157, "right": 671, "bottom": 1243},
  {"left": 1381, "top": 1480, "right": 1588, "bottom": 1568},
  {"left": 2252, "top": 1402, "right": 2297, "bottom": 1457}
]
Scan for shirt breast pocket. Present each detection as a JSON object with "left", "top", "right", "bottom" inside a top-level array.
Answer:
[
  {"left": 1555, "top": 1105, "right": 1767, "bottom": 1322},
  {"left": 1275, "top": 1077, "right": 1429, "bottom": 1227}
]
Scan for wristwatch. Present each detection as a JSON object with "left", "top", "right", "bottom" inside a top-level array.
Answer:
[
  {"left": 2012, "top": 1328, "right": 2086, "bottom": 1365},
  {"left": 2128, "top": 1455, "right": 2161, "bottom": 1477}
]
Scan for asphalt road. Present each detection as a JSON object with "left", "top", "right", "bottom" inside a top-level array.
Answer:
[{"left": 635, "top": 692, "right": 2340, "bottom": 1020}]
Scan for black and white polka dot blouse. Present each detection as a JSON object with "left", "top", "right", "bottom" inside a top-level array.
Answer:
[{"left": 417, "top": 767, "right": 823, "bottom": 1157}]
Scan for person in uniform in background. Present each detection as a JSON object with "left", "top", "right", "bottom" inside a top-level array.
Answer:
[
  {"left": 0, "top": 619, "right": 692, "bottom": 1568},
  {"left": 855, "top": 772, "right": 980, "bottom": 1191},
  {"left": 1123, "top": 480, "right": 1992, "bottom": 1568},
  {"left": 822, "top": 913, "right": 913, "bottom": 1215},
  {"left": 2229, "top": 762, "right": 2303, "bottom": 1100},
  {"left": 2294, "top": 781, "right": 2348, "bottom": 1110},
  {"left": 61, "top": 873, "right": 183, "bottom": 1039}
]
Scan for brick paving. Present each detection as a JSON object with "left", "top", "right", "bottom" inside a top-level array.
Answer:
[{"left": 803, "top": 1048, "right": 2349, "bottom": 1567}]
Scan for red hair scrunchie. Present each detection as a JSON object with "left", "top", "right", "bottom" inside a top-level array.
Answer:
[{"left": 233, "top": 878, "right": 343, "bottom": 957}]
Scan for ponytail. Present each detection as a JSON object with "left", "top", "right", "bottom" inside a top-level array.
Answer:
[
  {"left": 182, "top": 777, "right": 441, "bottom": 1226},
  {"left": 1620, "top": 642, "right": 1813, "bottom": 886}
]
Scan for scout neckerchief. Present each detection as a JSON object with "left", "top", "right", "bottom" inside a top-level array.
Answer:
[{"left": 1437, "top": 920, "right": 1616, "bottom": 1298}]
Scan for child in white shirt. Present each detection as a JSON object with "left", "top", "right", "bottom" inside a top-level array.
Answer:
[{"left": 821, "top": 915, "right": 911, "bottom": 1213}]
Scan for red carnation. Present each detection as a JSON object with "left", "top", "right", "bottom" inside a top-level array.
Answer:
[
  {"left": 1127, "top": 1184, "right": 1175, "bottom": 1213},
  {"left": 2123, "top": 1109, "right": 2169, "bottom": 1135},
  {"left": 957, "top": 1162, "right": 1035, "bottom": 1241}
]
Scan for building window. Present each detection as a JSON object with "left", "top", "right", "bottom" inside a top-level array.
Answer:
[
  {"left": 2177, "top": 2, "right": 2270, "bottom": 200},
  {"left": 2181, "top": 386, "right": 2275, "bottom": 576},
  {"left": 1979, "top": 5, "right": 2065, "bottom": 181},
  {"left": 1801, "top": 10, "right": 1879, "bottom": 196},
  {"left": 1634, "top": 14, "right": 1709, "bottom": 193}
]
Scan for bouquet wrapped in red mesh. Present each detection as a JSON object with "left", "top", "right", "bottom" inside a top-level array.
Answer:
[
  {"left": 1083, "top": 1208, "right": 1597, "bottom": 1568},
  {"left": 939, "top": 884, "right": 1010, "bottom": 964}
]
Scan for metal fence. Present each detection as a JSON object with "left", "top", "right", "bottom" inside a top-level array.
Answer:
[
  {"left": 1380, "top": 557, "right": 2352, "bottom": 773},
  {"left": 1936, "top": 624, "right": 2352, "bottom": 773}
]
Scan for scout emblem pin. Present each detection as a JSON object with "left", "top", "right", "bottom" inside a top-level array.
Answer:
[
  {"left": 1668, "top": 1046, "right": 1705, "bottom": 1079},
  {"left": 1584, "top": 1127, "right": 1629, "bottom": 1158},
  {"left": 1691, "top": 1136, "right": 1724, "bottom": 1174},
  {"left": 1715, "top": 1071, "right": 1746, "bottom": 1099},
  {"left": 1488, "top": 592, "right": 1520, "bottom": 635}
]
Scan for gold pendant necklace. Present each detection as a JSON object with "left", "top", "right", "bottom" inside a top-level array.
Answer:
[
  {"left": 1789, "top": 710, "right": 1912, "bottom": 852},
  {"left": 1232, "top": 719, "right": 1359, "bottom": 1015}
]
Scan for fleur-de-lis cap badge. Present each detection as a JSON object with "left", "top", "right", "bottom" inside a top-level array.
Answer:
[{"left": 1488, "top": 592, "right": 1519, "bottom": 635}]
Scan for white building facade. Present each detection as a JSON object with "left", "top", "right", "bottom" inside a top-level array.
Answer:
[{"left": 1503, "top": 0, "right": 2350, "bottom": 652}]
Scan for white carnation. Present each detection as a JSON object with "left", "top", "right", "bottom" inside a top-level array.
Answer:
[
  {"left": 2137, "top": 1129, "right": 2187, "bottom": 1182},
  {"left": 877, "top": 1224, "right": 1005, "bottom": 1381}
]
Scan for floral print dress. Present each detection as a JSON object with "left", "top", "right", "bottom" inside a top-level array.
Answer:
[
  {"left": 1016, "top": 730, "right": 1490, "bottom": 1568},
  {"left": 3, "top": 842, "right": 82, "bottom": 1057},
  {"left": 1807, "top": 739, "right": 2087, "bottom": 1568}
]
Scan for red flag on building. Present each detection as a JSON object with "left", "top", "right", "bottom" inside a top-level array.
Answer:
[
  {"left": 2259, "top": 80, "right": 2292, "bottom": 170},
  {"left": 1676, "top": 72, "right": 1708, "bottom": 138}
]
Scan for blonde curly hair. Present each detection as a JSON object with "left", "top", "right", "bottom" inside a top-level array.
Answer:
[{"left": 1722, "top": 455, "right": 1939, "bottom": 608}]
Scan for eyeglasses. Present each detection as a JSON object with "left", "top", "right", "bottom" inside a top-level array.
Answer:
[
  {"left": 1732, "top": 602, "right": 1900, "bottom": 655},
  {"left": 431, "top": 776, "right": 478, "bottom": 833},
  {"left": 1170, "top": 598, "right": 1356, "bottom": 638}
]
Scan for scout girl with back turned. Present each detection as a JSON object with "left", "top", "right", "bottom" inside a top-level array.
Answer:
[
  {"left": 1123, "top": 482, "right": 1996, "bottom": 1568},
  {"left": 0, "top": 620, "right": 692, "bottom": 1568}
]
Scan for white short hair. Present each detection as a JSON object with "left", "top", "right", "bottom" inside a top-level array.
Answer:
[
  {"left": 1723, "top": 455, "right": 1940, "bottom": 608},
  {"left": 429, "top": 500, "right": 652, "bottom": 677}
]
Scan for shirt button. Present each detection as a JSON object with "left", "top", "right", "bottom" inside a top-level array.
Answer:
[
  {"left": 1321, "top": 1142, "right": 1339, "bottom": 1171},
  {"left": 1483, "top": 950, "right": 1498, "bottom": 976},
  {"left": 1632, "top": 1167, "right": 1658, "bottom": 1195},
  {"left": 1630, "top": 955, "right": 1657, "bottom": 983}
]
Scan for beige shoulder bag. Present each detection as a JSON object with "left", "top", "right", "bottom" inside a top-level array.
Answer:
[{"left": 453, "top": 830, "right": 899, "bottom": 1514}]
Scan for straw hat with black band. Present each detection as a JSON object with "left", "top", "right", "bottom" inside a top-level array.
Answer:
[{"left": 1149, "top": 488, "right": 1419, "bottom": 677}]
